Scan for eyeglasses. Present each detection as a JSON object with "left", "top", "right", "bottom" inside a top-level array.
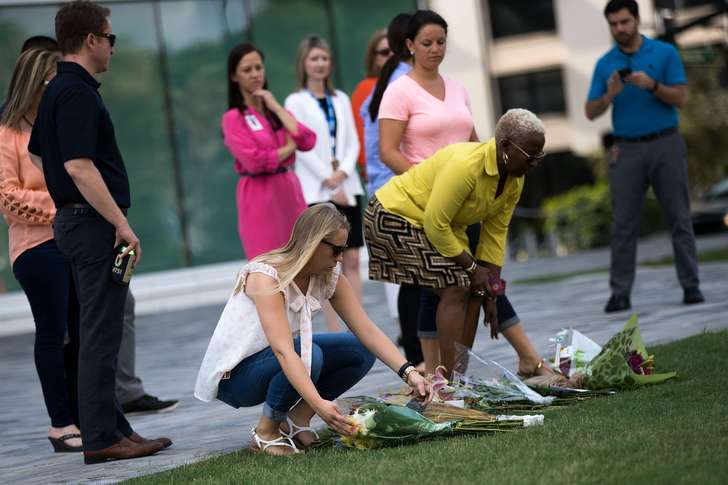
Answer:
[
  {"left": 375, "top": 48, "right": 392, "bottom": 57},
  {"left": 511, "top": 140, "right": 545, "bottom": 162},
  {"left": 321, "top": 239, "right": 347, "bottom": 256},
  {"left": 95, "top": 32, "right": 116, "bottom": 48}
]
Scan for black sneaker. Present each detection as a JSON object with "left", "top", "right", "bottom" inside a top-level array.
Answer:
[
  {"left": 683, "top": 287, "right": 705, "bottom": 305},
  {"left": 122, "top": 394, "right": 179, "bottom": 416},
  {"left": 604, "top": 294, "right": 631, "bottom": 313}
]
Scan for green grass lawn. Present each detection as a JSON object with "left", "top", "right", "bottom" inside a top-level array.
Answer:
[{"left": 126, "top": 331, "right": 728, "bottom": 485}]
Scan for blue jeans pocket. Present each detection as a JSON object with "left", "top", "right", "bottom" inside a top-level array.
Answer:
[{"left": 216, "top": 383, "right": 239, "bottom": 408}]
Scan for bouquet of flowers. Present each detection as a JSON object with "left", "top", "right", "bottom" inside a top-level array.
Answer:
[
  {"left": 325, "top": 400, "right": 540, "bottom": 450},
  {"left": 340, "top": 403, "right": 453, "bottom": 449},
  {"left": 572, "top": 315, "right": 677, "bottom": 390},
  {"left": 436, "top": 348, "right": 612, "bottom": 411},
  {"left": 550, "top": 328, "right": 603, "bottom": 377},
  {"left": 446, "top": 348, "right": 558, "bottom": 413}
]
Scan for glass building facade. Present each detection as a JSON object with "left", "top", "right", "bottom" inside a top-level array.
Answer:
[{"left": 0, "top": 0, "right": 415, "bottom": 290}]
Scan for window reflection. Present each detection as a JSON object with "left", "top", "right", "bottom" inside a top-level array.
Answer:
[
  {"left": 497, "top": 68, "right": 566, "bottom": 115},
  {"left": 488, "top": 0, "right": 556, "bottom": 39},
  {"left": 0, "top": 0, "right": 416, "bottom": 290}
]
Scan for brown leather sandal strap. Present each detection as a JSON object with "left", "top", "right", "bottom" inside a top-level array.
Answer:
[{"left": 59, "top": 433, "right": 82, "bottom": 441}]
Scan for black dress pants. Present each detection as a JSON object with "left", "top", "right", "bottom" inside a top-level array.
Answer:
[{"left": 54, "top": 208, "right": 133, "bottom": 451}]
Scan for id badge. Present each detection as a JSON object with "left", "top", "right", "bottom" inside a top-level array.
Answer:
[{"left": 245, "top": 114, "right": 264, "bottom": 131}]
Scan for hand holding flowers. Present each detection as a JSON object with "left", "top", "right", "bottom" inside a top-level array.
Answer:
[
  {"left": 314, "top": 399, "right": 356, "bottom": 436},
  {"left": 406, "top": 370, "right": 434, "bottom": 405}
]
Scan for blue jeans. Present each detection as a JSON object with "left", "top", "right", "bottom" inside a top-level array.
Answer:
[{"left": 217, "top": 333, "right": 376, "bottom": 421}]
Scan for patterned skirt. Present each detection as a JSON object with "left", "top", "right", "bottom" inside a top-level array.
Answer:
[{"left": 363, "top": 197, "right": 470, "bottom": 289}]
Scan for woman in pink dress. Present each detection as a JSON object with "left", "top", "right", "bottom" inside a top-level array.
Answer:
[{"left": 222, "top": 43, "right": 316, "bottom": 258}]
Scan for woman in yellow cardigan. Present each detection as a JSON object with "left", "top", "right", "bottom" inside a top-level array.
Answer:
[{"left": 364, "top": 109, "right": 549, "bottom": 377}]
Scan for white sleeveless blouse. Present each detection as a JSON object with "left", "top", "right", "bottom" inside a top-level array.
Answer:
[{"left": 194, "top": 261, "right": 341, "bottom": 402}]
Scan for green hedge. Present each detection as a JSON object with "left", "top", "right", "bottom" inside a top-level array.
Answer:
[{"left": 542, "top": 182, "right": 666, "bottom": 251}]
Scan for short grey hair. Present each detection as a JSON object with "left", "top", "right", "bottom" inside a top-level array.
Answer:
[{"left": 494, "top": 108, "right": 545, "bottom": 143}]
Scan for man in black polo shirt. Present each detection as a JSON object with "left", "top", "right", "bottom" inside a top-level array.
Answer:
[{"left": 28, "top": 1, "right": 170, "bottom": 464}]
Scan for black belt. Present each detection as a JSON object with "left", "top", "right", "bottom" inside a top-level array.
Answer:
[
  {"left": 613, "top": 126, "right": 677, "bottom": 143},
  {"left": 58, "top": 203, "right": 127, "bottom": 215},
  {"left": 239, "top": 166, "right": 291, "bottom": 178}
]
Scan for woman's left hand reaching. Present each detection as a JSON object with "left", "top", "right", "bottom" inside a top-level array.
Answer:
[{"left": 407, "top": 371, "right": 434, "bottom": 405}]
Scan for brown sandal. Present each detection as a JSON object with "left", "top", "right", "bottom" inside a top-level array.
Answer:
[
  {"left": 48, "top": 433, "right": 83, "bottom": 453},
  {"left": 517, "top": 359, "right": 556, "bottom": 379}
]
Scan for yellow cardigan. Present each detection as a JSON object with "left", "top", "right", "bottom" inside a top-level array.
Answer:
[{"left": 374, "top": 140, "right": 523, "bottom": 266}]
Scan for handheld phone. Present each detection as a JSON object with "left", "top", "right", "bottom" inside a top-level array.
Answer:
[{"left": 618, "top": 68, "right": 632, "bottom": 81}]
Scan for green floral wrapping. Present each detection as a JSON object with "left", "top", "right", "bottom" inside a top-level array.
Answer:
[
  {"left": 340, "top": 403, "right": 454, "bottom": 449},
  {"left": 583, "top": 315, "right": 677, "bottom": 390}
]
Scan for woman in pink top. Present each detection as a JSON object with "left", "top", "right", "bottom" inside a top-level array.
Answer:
[
  {"left": 222, "top": 43, "right": 316, "bottom": 259},
  {"left": 377, "top": 11, "right": 477, "bottom": 372},
  {"left": 0, "top": 48, "right": 82, "bottom": 452},
  {"left": 378, "top": 11, "right": 477, "bottom": 171},
  {"left": 375, "top": 11, "right": 556, "bottom": 380}
]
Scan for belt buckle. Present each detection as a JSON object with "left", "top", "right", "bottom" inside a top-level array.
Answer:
[{"left": 221, "top": 371, "right": 231, "bottom": 380}]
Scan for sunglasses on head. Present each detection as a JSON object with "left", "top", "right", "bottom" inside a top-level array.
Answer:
[
  {"left": 94, "top": 32, "right": 116, "bottom": 47},
  {"left": 321, "top": 239, "right": 347, "bottom": 256},
  {"left": 375, "top": 48, "right": 392, "bottom": 57}
]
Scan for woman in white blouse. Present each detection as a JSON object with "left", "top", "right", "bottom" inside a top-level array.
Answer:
[
  {"left": 194, "top": 204, "right": 431, "bottom": 456},
  {"left": 285, "top": 36, "right": 363, "bottom": 332}
]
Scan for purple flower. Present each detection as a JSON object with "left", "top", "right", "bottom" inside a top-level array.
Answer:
[
  {"left": 559, "top": 358, "right": 571, "bottom": 376},
  {"left": 626, "top": 351, "right": 645, "bottom": 375}
]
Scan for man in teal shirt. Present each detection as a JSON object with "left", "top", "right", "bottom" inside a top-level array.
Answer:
[{"left": 585, "top": 0, "right": 702, "bottom": 313}]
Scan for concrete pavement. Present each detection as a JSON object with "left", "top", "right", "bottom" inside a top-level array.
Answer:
[{"left": 0, "top": 232, "right": 726, "bottom": 484}]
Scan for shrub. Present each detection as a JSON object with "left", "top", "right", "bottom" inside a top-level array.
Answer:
[{"left": 542, "top": 182, "right": 666, "bottom": 252}]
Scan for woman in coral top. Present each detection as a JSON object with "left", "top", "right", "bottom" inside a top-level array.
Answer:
[
  {"left": 222, "top": 43, "right": 316, "bottom": 259},
  {"left": 0, "top": 48, "right": 81, "bottom": 452}
]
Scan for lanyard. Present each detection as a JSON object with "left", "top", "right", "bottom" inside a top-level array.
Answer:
[{"left": 308, "top": 90, "right": 336, "bottom": 159}]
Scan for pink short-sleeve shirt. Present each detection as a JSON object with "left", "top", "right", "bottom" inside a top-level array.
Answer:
[{"left": 379, "top": 74, "right": 474, "bottom": 164}]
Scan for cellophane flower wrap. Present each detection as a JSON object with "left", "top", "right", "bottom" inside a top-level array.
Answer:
[
  {"left": 550, "top": 328, "right": 603, "bottom": 377},
  {"left": 325, "top": 398, "right": 533, "bottom": 450},
  {"left": 448, "top": 345, "right": 556, "bottom": 412},
  {"left": 340, "top": 403, "right": 455, "bottom": 449},
  {"left": 576, "top": 315, "right": 677, "bottom": 390}
]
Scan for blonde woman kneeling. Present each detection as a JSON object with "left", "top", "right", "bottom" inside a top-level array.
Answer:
[{"left": 194, "top": 204, "right": 431, "bottom": 456}]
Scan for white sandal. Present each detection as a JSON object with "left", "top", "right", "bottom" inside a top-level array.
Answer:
[
  {"left": 249, "top": 428, "right": 300, "bottom": 455},
  {"left": 279, "top": 417, "right": 320, "bottom": 449}
]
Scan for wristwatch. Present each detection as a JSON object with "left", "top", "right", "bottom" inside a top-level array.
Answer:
[
  {"left": 402, "top": 366, "right": 417, "bottom": 383},
  {"left": 397, "top": 361, "right": 416, "bottom": 382}
]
